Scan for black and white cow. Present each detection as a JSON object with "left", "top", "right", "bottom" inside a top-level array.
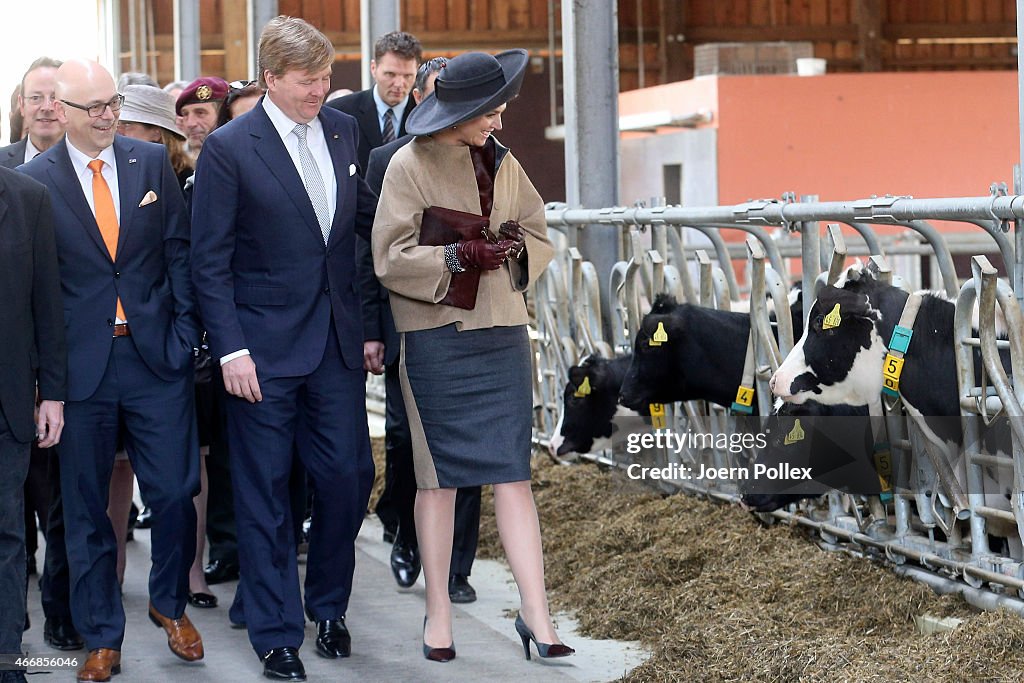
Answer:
[
  {"left": 618, "top": 294, "right": 804, "bottom": 412},
  {"left": 769, "top": 265, "right": 1019, "bottom": 550},
  {"left": 549, "top": 355, "right": 642, "bottom": 456},
  {"left": 741, "top": 400, "right": 875, "bottom": 512},
  {"left": 770, "top": 264, "right": 959, "bottom": 417}
]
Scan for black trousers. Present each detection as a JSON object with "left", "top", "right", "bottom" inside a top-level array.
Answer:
[{"left": 0, "top": 418, "right": 30, "bottom": 657}]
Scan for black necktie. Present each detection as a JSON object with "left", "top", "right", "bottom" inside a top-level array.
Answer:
[{"left": 382, "top": 108, "right": 395, "bottom": 144}]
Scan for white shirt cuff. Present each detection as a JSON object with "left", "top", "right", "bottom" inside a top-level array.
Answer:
[{"left": 220, "top": 349, "right": 251, "bottom": 365}]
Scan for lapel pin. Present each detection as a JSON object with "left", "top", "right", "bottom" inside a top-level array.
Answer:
[
  {"left": 128, "top": 158, "right": 137, "bottom": 164},
  {"left": 332, "top": 134, "right": 339, "bottom": 139}
]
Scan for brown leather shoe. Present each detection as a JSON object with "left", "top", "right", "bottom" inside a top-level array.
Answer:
[
  {"left": 147, "top": 602, "right": 204, "bottom": 661},
  {"left": 77, "top": 648, "right": 121, "bottom": 681}
]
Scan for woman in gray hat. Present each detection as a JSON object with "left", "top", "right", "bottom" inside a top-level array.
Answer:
[
  {"left": 117, "top": 84, "right": 193, "bottom": 189},
  {"left": 373, "top": 49, "right": 573, "bottom": 664}
]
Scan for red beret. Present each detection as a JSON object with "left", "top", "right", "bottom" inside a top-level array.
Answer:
[{"left": 175, "top": 77, "right": 229, "bottom": 115}]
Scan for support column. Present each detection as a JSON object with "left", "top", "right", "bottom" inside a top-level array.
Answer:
[
  {"left": 562, "top": 0, "right": 621, "bottom": 334},
  {"left": 360, "top": 0, "right": 400, "bottom": 91},
  {"left": 248, "top": 0, "right": 279, "bottom": 79},
  {"left": 173, "top": 0, "right": 201, "bottom": 82},
  {"left": 97, "top": 0, "right": 121, "bottom": 73}
]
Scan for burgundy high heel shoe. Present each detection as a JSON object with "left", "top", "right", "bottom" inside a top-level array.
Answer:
[
  {"left": 514, "top": 615, "right": 575, "bottom": 660},
  {"left": 422, "top": 617, "right": 456, "bottom": 663}
]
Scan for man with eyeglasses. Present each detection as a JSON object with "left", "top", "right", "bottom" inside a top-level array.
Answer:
[
  {"left": 19, "top": 59, "right": 204, "bottom": 682},
  {"left": 1, "top": 58, "right": 64, "bottom": 169}
]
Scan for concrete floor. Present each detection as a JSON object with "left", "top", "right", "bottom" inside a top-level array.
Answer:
[{"left": 19, "top": 417, "right": 648, "bottom": 682}]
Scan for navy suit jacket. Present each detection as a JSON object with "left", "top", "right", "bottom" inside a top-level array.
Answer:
[
  {"left": 0, "top": 138, "right": 28, "bottom": 169},
  {"left": 359, "top": 134, "right": 414, "bottom": 365},
  {"left": 190, "top": 98, "right": 377, "bottom": 377},
  {"left": 0, "top": 167, "right": 66, "bottom": 441},
  {"left": 20, "top": 136, "right": 199, "bottom": 401},
  {"left": 327, "top": 88, "right": 413, "bottom": 176}
]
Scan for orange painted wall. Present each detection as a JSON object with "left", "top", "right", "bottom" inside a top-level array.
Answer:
[
  {"left": 618, "top": 71, "right": 1020, "bottom": 205},
  {"left": 714, "top": 72, "right": 1019, "bottom": 204}
]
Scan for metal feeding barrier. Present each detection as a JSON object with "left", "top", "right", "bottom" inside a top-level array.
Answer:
[{"left": 532, "top": 191, "right": 1024, "bottom": 614}]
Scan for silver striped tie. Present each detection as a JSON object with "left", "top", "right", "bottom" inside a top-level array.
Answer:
[{"left": 293, "top": 123, "right": 332, "bottom": 244}]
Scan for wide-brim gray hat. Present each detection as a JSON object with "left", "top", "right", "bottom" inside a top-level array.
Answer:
[
  {"left": 405, "top": 49, "right": 529, "bottom": 136},
  {"left": 120, "top": 84, "right": 184, "bottom": 139}
]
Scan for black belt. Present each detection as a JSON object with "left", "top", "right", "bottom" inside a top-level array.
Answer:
[{"left": 113, "top": 323, "right": 131, "bottom": 337}]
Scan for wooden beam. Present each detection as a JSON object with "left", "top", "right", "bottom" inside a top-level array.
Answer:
[
  {"left": 884, "top": 22, "right": 1016, "bottom": 40},
  {"left": 222, "top": 0, "right": 248, "bottom": 80},
  {"left": 680, "top": 24, "right": 859, "bottom": 43},
  {"left": 857, "top": 0, "right": 882, "bottom": 71}
]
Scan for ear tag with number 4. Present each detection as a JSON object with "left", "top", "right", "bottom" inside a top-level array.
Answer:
[
  {"left": 784, "top": 419, "right": 805, "bottom": 445},
  {"left": 822, "top": 303, "right": 842, "bottom": 330},
  {"left": 573, "top": 376, "right": 592, "bottom": 398},
  {"left": 649, "top": 403, "right": 666, "bottom": 429},
  {"left": 649, "top": 322, "right": 669, "bottom": 347}
]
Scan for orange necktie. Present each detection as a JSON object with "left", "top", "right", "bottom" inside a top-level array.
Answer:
[{"left": 88, "top": 159, "right": 126, "bottom": 321}]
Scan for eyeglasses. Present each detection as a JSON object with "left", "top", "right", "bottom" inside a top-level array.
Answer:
[
  {"left": 24, "top": 94, "right": 58, "bottom": 106},
  {"left": 229, "top": 80, "right": 255, "bottom": 91},
  {"left": 60, "top": 94, "right": 125, "bottom": 118}
]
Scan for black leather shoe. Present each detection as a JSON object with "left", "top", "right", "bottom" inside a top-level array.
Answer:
[
  {"left": 390, "top": 540, "right": 421, "bottom": 588},
  {"left": 382, "top": 525, "right": 397, "bottom": 545},
  {"left": 44, "top": 617, "right": 84, "bottom": 651},
  {"left": 203, "top": 559, "right": 240, "bottom": 585},
  {"left": 261, "top": 647, "right": 305, "bottom": 681},
  {"left": 188, "top": 591, "right": 218, "bottom": 608},
  {"left": 135, "top": 505, "right": 154, "bottom": 529},
  {"left": 448, "top": 575, "right": 477, "bottom": 604},
  {"left": 314, "top": 618, "right": 351, "bottom": 658}
]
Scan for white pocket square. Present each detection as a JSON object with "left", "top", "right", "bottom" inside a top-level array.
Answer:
[
  {"left": 139, "top": 190, "right": 158, "bottom": 207},
  {"left": 348, "top": 164, "right": 356, "bottom": 176}
]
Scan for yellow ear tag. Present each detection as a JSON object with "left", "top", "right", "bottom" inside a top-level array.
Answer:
[
  {"left": 649, "top": 321, "right": 669, "bottom": 347},
  {"left": 649, "top": 403, "right": 666, "bottom": 429},
  {"left": 822, "top": 303, "right": 842, "bottom": 330},
  {"left": 784, "top": 419, "right": 805, "bottom": 445},
  {"left": 573, "top": 376, "right": 592, "bottom": 398}
]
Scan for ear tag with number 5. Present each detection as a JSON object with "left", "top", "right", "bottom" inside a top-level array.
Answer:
[
  {"left": 649, "top": 322, "right": 669, "bottom": 347},
  {"left": 573, "top": 376, "right": 592, "bottom": 398},
  {"left": 822, "top": 303, "right": 842, "bottom": 330}
]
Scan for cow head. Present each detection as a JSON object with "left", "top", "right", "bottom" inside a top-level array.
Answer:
[
  {"left": 619, "top": 304, "right": 685, "bottom": 412},
  {"left": 770, "top": 283, "right": 886, "bottom": 407},
  {"left": 551, "top": 356, "right": 627, "bottom": 455}
]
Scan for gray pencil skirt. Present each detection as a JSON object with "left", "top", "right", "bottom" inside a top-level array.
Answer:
[{"left": 399, "top": 323, "right": 533, "bottom": 489}]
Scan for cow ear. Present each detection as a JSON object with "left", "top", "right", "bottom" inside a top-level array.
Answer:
[{"left": 817, "top": 287, "right": 876, "bottom": 319}]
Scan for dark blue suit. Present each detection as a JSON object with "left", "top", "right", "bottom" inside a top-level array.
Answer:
[
  {"left": 19, "top": 136, "right": 200, "bottom": 651},
  {"left": 191, "top": 99, "right": 376, "bottom": 656}
]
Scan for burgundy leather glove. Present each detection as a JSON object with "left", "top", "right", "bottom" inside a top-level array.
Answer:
[
  {"left": 499, "top": 221, "right": 526, "bottom": 259},
  {"left": 457, "top": 237, "right": 510, "bottom": 270}
]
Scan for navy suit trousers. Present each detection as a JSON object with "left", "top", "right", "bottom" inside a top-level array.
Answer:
[
  {"left": 0, "top": 421, "right": 30, "bottom": 657},
  {"left": 59, "top": 336, "right": 199, "bottom": 651},
  {"left": 227, "top": 324, "right": 373, "bottom": 656}
]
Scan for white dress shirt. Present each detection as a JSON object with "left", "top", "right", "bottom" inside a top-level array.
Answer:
[{"left": 24, "top": 137, "right": 43, "bottom": 164}]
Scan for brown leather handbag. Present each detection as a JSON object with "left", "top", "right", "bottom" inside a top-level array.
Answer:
[{"left": 418, "top": 206, "right": 491, "bottom": 310}]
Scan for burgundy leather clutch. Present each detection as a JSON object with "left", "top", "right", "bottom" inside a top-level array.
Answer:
[{"left": 419, "top": 206, "right": 490, "bottom": 310}]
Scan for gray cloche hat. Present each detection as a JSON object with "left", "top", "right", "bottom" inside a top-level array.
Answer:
[
  {"left": 405, "top": 49, "right": 529, "bottom": 136},
  {"left": 120, "top": 84, "right": 184, "bottom": 139}
]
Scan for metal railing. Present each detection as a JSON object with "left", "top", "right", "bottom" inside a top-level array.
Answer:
[{"left": 533, "top": 192, "right": 1024, "bottom": 613}]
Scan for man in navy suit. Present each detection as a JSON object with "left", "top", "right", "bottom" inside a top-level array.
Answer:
[
  {"left": 330, "top": 30, "right": 419, "bottom": 549},
  {"left": 327, "top": 30, "right": 420, "bottom": 177},
  {"left": 191, "top": 17, "right": 376, "bottom": 681},
  {"left": 20, "top": 59, "right": 203, "bottom": 682},
  {"left": 0, "top": 165, "right": 65, "bottom": 683}
]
